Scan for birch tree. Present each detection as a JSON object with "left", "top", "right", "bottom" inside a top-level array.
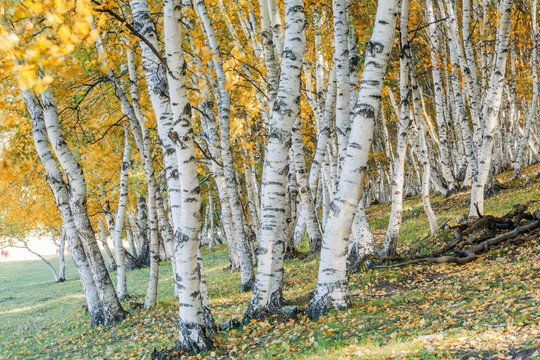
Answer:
[
  {"left": 163, "top": 0, "right": 213, "bottom": 350},
  {"left": 307, "top": 0, "right": 398, "bottom": 320},
  {"left": 245, "top": 0, "right": 306, "bottom": 318}
]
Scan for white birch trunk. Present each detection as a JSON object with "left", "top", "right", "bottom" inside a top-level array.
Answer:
[
  {"left": 195, "top": 0, "right": 255, "bottom": 291},
  {"left": 245, "top": 0, "right": 306, "bottom": 319},
  {"left": 514, "top": 0, "right": 538, "bottom": 178},
  {"left": 291, "top": 118, "right": 322, "bottom": 252},
  {"left": 347, "top": 200, "right": 376, "bottom": 272},
  {"left": 112, "top": 127, "right": 132, "bottom": 299},
  {"left": 163, "top": 0, "right": 212, "bottom": 351},
  {"left": 469, "top": 0, "right": 513, "bottom": 217},
  {"left": 40, "top": 89, "right": 126, "bottom": 324},
  {"left": 23, "top": 90, "right": 106, "bottom": 325},
  {"left": 381, "top": 0, "right": 411, "bottom": 258},
  {"left": 334, "top": 0, "right": 351, "bottom": 169},
  {"left": 98, "top": 216, "right": 116, "bottom": 271},
  {"left": 306, "top": 0, "right": 398, "bottom": 320},
  {"left": 423, "top": 0, "right": 456, "bottom": 192},
  {"left": 411, "top": 73, "right": 438, "bottom": 234}
]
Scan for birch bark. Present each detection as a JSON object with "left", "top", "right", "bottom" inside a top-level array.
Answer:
[
  {"left": 306, "top": 0, "right": 398, "bottom": 320},
  {"left": 381, "top": 0, "right": 411, "bottom": 258},
  {"left": 514, "top": 0, "right": 538, "bottom": 178},
  {"left": 245, "top": 0, "right": 306, "bottom": 318},
  {"left": 195, "top": 0, "right": 255, "bottom": 291},
  {"left": 112, "top": 127, "right": 132, "bottom": 299},
  {"left": 469, "top": 0, "right": 513, "bottom": 217},
  {"left": 40, "top": 89, "right": 126, "bottom": 324},
  {"left": 164, "top": 0, "right": 212, "bottom": 350}
]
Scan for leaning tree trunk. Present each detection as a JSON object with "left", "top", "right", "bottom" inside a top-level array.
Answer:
[
  {"left": 306, "top": 0, "right": 398, "bottom": 320},
  {"left": 23, "top": 90, "right": 105, "bottom": 326},
  {"left": 244, "top": 0, "right": 306, "bottom": 319},
  {"left": 41, "top": 89, "right": 126, "bottom": 324},
  {"left": 163, "top": 0, "right": 213, "bottom": 351},
  {"left": 381, "top": 0, "right": 411, "bottom": 258},
  {"left": 21, "top": 241, "right": 62, "bottom": 282},
  {"left": 97, "top": 216, "right": 117, "bottom": 272},
  {"left": 469, "top": 0, "right": 513, "bottom": 218},
  {"left": 195, "top": 0, "right": 255, "bottom": 292}
]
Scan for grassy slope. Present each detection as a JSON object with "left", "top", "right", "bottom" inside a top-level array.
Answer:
[{"left": 1, "top": 164, "right": 539, "bottom": 360}]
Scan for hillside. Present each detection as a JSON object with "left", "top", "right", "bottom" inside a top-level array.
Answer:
[{"left": 1, "top": 164, "right": 539, "bottom": 360}]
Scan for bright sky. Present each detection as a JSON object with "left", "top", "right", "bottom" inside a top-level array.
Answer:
[{"left": 0, "top": 235, "right": 59, "bottom": 262}]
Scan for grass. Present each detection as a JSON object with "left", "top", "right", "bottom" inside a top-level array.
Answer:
[{"left": 1, "top": 164, "right": 539, "bottom": 359}]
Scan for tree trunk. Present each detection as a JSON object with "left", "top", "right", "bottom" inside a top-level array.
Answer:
[
  {"left": 195, "top": 0, "right": 255, "bottom": 292},
  {"left": 514, "top": 0, "right": 538, "bottom": 178},
  {"left": 164, "top": 0, "right": 213, "bottom": 351},
  {"left": 347, "top": 201, "right": 377, "bottom": 273},
  {"left": 244, "top": 0, "right": 306, "bottom": 319},
  {"left": 112, "top": 127, "right": 132, "bottom": 299},
  {"left": 23, "top": 90, "right": 106, "bottom": 326},
  {"left": 306, "top": 0, "right": 398, "bottom": 320},
  {"left": 41, "top": 89, "right": 126, "bottom": 324},
  {"left": 97, "top": 217, "right": 117, "bottom": 272},
  {"left": 381, "top": 0, "right": 411, "bottom": 258},
  {"left": 469, "top": 0, "right": 513, "bottom": 218}
]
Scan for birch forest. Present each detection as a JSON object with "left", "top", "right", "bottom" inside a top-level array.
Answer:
[{"left": 0, "top": 0, "right": 539, "bottom": 358}]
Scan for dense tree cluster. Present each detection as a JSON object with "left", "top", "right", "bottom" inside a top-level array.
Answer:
[{"left": 0, "top": 0, "right": 538, "bottom": 352}]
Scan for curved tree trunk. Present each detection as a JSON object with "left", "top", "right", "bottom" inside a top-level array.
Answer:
[
  {"left": 41, "top": 89, "right": 126, "bottom": 324},
  {"left": 23, "top": 90, "right": 106, "bottom": 326}
]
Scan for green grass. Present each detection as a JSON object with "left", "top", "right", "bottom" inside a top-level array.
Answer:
[{"left": 1, "top": 164, "right": 539, "bottom": 359}]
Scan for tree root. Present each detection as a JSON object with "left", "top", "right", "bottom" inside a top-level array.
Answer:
[{"left": 376, "top": 204, "right": 540, "bottom": 268}]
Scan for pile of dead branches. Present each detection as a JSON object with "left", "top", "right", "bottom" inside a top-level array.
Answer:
[{"left": 379, "top": 203, "right": 540, "bottom": 268}]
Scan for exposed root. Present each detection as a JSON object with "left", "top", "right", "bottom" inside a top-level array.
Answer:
[{"left": 376, "top": 203, "right": 540, "bottom": 268}]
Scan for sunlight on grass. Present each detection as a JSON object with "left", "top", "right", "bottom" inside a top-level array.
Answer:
[{"left": 0, "top": 164, "right": 538, "bottom": 359}]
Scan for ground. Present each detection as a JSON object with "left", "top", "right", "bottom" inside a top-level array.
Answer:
[{"left": 0, "top": 164, "right": 539, "bottom": 360}]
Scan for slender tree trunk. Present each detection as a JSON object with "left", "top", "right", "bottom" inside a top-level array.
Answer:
[
  {"left": 245, "top": 0, "right": 306, "bottom": 319},
  {"left": 57, "top": 228, "right": 66, "bottom": 281},
  {"left": 291, "top": 118, "right": 322, "bottom": 252},
  {"left": 381, "top": 0, "right": 411, "bottom": 258},
  {"left": 306, "top": 0, "right": 398, "bottom": 320},
  {"left": 23, "top": 90, "right": 106, "bottom": 325},
  {"left": 136, "top": 195, "right": 150, "bottom": 265},
  {"left": 164, "top": 0, "right": 212, "bottom": 351},
  {"left": 195, "top": 0, "right": 255, "bottom": 292},
  {"left": 112, "top": 127, "right": 132, "bottom": 299},
  {"left": 411, "top": 72, "right": 438, "bottom": 234},
  {"left": 423, "top": 0, "right": 455, "bottom": 193},
  {"left": 469, "top": 0, "right": 513, "bottom": 218},
  {"left": 514, "top": 0, "right": 538, "bottom": 178},
  {"left": 41, "top": 89, "right": 126, "bottom": 324},
  {"left": 334, "top": 0, "right": 350, "bottom": 169},
  {"left": 97, "top": 217, "right": 116, "bottom": 272}
]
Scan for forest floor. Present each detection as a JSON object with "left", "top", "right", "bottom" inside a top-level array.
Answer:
[{"left": 1, "top": 164, "right": 539, "bottom": 360}]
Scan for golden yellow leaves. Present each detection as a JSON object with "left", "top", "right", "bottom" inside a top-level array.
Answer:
[{"left": 0, "top": 0, "right": 98, "bottom": 93}]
